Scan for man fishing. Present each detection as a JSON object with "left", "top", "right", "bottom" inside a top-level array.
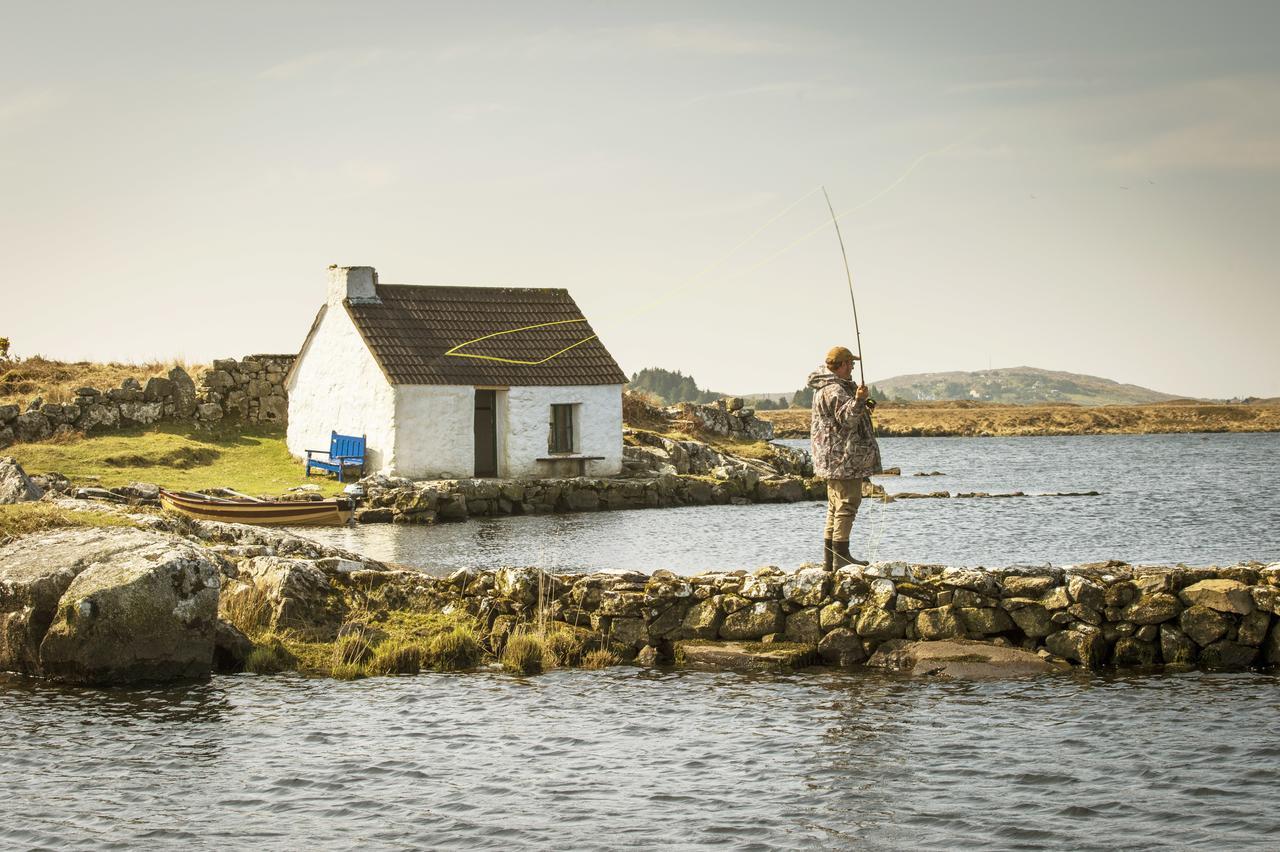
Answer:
[{"left": 809, "top": 345, "right": 883, "bottom": 569}]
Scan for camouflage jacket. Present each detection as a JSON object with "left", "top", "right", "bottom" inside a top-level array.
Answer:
[{"left": 808, "top": 367, "right": 883, "bottom": 480}]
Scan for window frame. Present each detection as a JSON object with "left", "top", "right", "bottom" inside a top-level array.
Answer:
[{"left": 549, "top": 403, "right": 577, "bottom": 454}]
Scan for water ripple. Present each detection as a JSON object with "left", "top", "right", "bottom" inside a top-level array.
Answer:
[{"left": 3, "top": 669, "right": 1280, "bottom": 849}]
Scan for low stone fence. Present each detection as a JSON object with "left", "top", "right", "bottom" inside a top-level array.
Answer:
[
  {"left": 454, "top": 560, "right": 1280, "bottom": 670},
  {"left": 0, "top": 355, "right": 295, "bottom": 448},
  {"left": 355, "top": 472, "right": 838, "bottom": 523}
]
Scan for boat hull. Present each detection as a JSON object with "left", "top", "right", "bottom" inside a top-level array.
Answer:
[{"left": 159, "top": 490, "right": 353, "bottom": 526}]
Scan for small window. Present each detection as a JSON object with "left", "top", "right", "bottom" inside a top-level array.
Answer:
[{"left": 550, "top": 404, "right": 576, "bottom": 453}]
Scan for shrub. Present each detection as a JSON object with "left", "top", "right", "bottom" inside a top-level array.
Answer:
[
  {"left": 330, "top": 662, "right": 366, "bottom": 681},
  {"left": 544, "top": 625, "right": 585, "bottom": 667},
  {"left": 220, "top": 582, "right": 271, "bottom": 638},
  {"left": 500, "top": 630, "right": 548, "bottom": 675},
  {"left": 244, "top": 636, "right": 296, "bottom": 674},
  {"left": 366, "top": 638, "right": 426, "bottom": 675},
  {"left": 582, "top": 649, "right": 621, "bottom": 670},
  {"left": 332, "top": 632, "right": 374, "bottom": 668},
  {"left": 425, "top": 623, "right": 483, "bottom": 672}
]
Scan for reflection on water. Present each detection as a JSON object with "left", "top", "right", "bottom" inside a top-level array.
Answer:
[
  {"left": 3, "top": 669, "right": 1278, "bottom": 849},
  {"left": 302, "top": 433, "right": 1280, "bottom": 574}
]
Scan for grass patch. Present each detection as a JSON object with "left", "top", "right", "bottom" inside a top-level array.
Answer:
[
  {"left": 219, "top": 581, "right": 272, "bottom": 637},
  {"left": 244, "top": 636, "right": 297, "bottom": 674},
  {"left": 543, "top": 624, "right": 586, "bottom": 667},
  {"left": 330, "top": 662, "right": 367, "bottom": 681},
  {"left": 332, "top": 632, "right": 375, "bottom": 667},
  {"left": 582, "top": 649, "right": 621, "bottom": 669},
  {"left": 4, "top": 422, "right": 343, "bottom": 496},
  {"left": 0, "top": 503, "right": 140, "bottom": 546},
  {"left": 500, "top": 629, "right": 549, "bottom": 675},
  {"left": 0, "top": 355, "right": 206, "bottom": 408},
  {"left": 366, "top": 638, "right": 427, "bottom": 675},
  {"left": 424, "top": 622, "right": 484, "bottom": 672}
]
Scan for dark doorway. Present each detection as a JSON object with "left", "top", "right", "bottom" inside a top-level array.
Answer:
[{"left": 474, "top": 390, "right": 498, "bottom": 477}]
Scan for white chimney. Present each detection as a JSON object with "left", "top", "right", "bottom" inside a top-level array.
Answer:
[{"left": 327, "top": 265, "right": 379, "bottom": 305}]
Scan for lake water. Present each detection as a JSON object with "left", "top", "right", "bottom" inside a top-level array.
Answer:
[
  {"left": 5, "top": 434, "right": 1279, "bottom": 850},
  {"left": 3, "top": 668, "right": 1278, "bottom": 850},
  {"left": 302, "top": 433, "right": 1280, "bottom": 574}
]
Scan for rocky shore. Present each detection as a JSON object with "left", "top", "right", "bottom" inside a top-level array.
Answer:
[{"left": 2, "top": 498, "right": 1277, "bottom": 685}]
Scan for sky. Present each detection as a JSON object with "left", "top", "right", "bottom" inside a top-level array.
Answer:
[{"left": 2, "top": 1, "right": 1278, "bottom": 398}]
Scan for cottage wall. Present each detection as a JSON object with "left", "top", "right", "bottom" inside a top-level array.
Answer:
[
  {"left": 393, "top": 386, "right": 476, "bottom": 479},
  {"left": 389, "top": 384, "right": 623, "bottom": 479},
  {"left": 285, "top": 305, "right": 396, "bottom": 474},
  {"left": 504, "top": 384, "right": 623, "bottom": 478}
]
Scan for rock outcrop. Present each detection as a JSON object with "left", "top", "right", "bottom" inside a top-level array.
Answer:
[{"left": 0, "top": 527, "right": 221, "bottom": 683}]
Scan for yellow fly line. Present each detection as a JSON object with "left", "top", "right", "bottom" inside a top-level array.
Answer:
[{"left": 444, "top": 318, "right": 596, "bottom": 365}]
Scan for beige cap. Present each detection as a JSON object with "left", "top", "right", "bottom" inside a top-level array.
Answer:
[{"left": 825, "top": 346, "right": 859, "bottom": 367}]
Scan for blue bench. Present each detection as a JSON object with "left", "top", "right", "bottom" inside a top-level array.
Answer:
[{"left": 305, "top": 432, "right": 367, "bottom": 483}]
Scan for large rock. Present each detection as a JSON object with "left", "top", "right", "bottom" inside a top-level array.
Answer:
[
  {"left": 784, "top": 606, "right": 822, "bottom": 644},
  {"left": 782, "top": 566, "right": 829, "bottom": 606},
  {"left": 1111, "top": 637, "right": 1157, "bottom": 667},
  {"left": 14, "top": 411, "right": 51, "bottom": 443},
  {"left": 855, "top": 606, "right": 905, "bottom": 640},
  {"left": 916, "top": 605, "right": 964, "bottom": 640},
  {"left": 1179, "top": 579, "right": 1255, "bottom": 615},
  {"left": 867, "top": 639, "right": 1063, "bottom": 678},
  {"left": 169, "top": 366, "right": 198, "bottom": 418},
  {"left": 1045, "top": 627, "right": 1107, "bottom": 667},
  {"left": 1178, "top": 605, "right": 1232, "bottom": 647},
  {"left": 1198, "top": 640, "right": 1257, "bottom": 670},
  {"left": 229, "top": 556, "right": 345, "bottom": 639},
  {"left": 1121, "top": 593, "right": 1183, "bottom": 625},
  {"left": 1160, "top": 624, "right": 1198, "bottom": 665},
  {"left": 1004, "top": 600, "right": 1059, "bottom": 638},
  {"left": 36, "top": 536, "right": 220, "bottom": 684},
  {"left": 817, "top": 627, "right": 865, "bottom": 666},
  {"left": 0, "top": 457, "right": 42, "bottom": 503},
  {"left": 677, "top": 597, "right": 722, "bottom": 640},
  {"left": 720, "top": 600, "right": 785, "bottom": 640},
  {"left": 957, "top": 606, "right": 1016, "bottom": 636},
  {"left": 1, "top": 527, "right": 169, "bottom": 675},
  {"left": 678, "top": 640, "right": 816, "bottom": 672}
]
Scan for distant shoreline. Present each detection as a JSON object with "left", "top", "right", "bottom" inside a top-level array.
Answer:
[{"left": 757, "top": 401, "right": 1280, "bottom": 438}]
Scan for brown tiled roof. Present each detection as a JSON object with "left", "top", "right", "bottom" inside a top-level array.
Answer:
[{"left": 343, "top": 284, "right": 628, "bottom": 386}]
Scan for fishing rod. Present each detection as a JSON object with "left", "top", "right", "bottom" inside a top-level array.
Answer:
[{"left": 821, "top": 186, "right": 872, "bottom": 406}]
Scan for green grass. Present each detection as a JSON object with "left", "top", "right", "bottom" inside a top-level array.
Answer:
[
  {"left": 4, "top": 423, "right": 344, "bottom": 496},
  {"left": 0, "top": 503, "right": 141, "bottom": 546}
]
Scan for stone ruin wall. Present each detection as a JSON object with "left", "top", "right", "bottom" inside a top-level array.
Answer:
[
  {"left": 453, "top": 560, "right": 1280, "bottom": 670},
  {"left": 0, "top": 355, "right": 296, "bottom": 449}
]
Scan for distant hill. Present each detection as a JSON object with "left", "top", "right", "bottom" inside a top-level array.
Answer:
[{"left": 873, "top": 367, "right": 1184, "bottom": 405}]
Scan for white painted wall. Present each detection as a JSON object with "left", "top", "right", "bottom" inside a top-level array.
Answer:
[
  {"left": 286, "top": 304, "right": 397, "bottom": 474},
  {"left": 391, "top": 383, "right": 622, "bottom": 479},
  {"left": 393, "top": 385, "right": 476, "bottom": 479},
  {"left": 504, "top": 384, "right": 623, "bottom": 477}
]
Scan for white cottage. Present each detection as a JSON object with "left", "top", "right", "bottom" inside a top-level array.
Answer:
[{"left": 286, "top": 266, "right": 627, "bottom": 480}]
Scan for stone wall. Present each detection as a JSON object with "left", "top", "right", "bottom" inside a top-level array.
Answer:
[
  {"left": 450, "top": 560, "right": 1280, "bottom": 670},
  {"left": 0, "top": 355, "right": 295, "bottom": 448},
  {"left": 353, "top": 471, "right": 845, "bottom": 523}
]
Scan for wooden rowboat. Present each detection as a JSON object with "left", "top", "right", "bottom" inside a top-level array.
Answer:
[{"left": 159, "top": 489, "right": 354, "bottom": 526}]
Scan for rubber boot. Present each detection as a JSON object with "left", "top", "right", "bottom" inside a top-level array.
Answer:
[
  {"left": 833, "top": 540, "right": 869, "bottom": 568},
  {"left": 823, "top": 538, "right": 834, "bottom": 571}
]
